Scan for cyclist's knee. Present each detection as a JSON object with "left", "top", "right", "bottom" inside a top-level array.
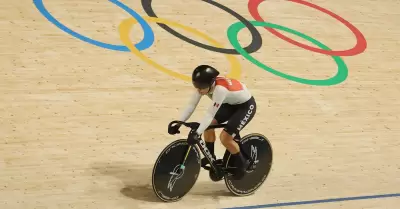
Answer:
[
  {"left": 204, "top": 128, "right": 215, "bottom": 136},
  {"left": 220, "top": 129, "right": 234, "bottom": 144},
  {"left": 221, "top": 128, "right": 241, "bottom": 142}
]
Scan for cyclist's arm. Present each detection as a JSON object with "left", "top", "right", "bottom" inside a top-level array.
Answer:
[
  {"left": 178, "top": 90, "right": 202, "bottom": 122},
  {"left": 196, "top": 86, "right": 229, "bottom": 135}
]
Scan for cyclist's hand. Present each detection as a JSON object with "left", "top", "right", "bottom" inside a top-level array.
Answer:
[{"left": 168, "top": 123, "right": 181, "bottom": 135}]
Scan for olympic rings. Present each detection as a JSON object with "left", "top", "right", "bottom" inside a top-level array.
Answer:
[
  {"left": 227, "top": 21, "right": 348, "bottom": 86},
  {"left": 141, "top": 0, "right": 263, "bottom": 55},
  {"left": 118, "top": 16, "right": 242, "bottom": 82},
  {"left": 35, "top": 0, "right": 367, "bottom": 85},
  {"left": 33, "top": 0, "right": 155, "bottom": 52},
  {"left": 248, "top": 0, "right": 367, "bottom": 56}
]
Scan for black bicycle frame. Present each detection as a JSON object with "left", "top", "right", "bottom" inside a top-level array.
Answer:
[{"left": 169, "top": 121, "right": 228, "bottom": 173}]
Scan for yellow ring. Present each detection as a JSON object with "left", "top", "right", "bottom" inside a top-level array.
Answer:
[{"left": 118, "top": 16, "right": 242, "bottom": 82}]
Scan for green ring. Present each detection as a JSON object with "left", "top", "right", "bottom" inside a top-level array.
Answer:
[{"left": 227, "top": 21, "right": 348, "bottom": 86}]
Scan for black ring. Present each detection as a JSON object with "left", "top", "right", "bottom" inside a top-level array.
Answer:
[{"left": 141, "top": 0, "right": 262, "bottom": 54}]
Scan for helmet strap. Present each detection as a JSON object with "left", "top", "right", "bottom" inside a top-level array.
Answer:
[{"left": 207, "top": 81, "right": 216, "bottom": 93}]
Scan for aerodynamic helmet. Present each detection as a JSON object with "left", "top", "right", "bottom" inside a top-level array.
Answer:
[{"left": 192, "top": 65, "right": 220, "bottom": 89}]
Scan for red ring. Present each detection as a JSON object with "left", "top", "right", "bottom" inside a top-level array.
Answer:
[{"left": 248, "top": 0, "right": 367, "bottom": 56}]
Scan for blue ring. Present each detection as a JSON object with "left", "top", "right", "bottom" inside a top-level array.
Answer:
[{"left": 33, "top": 0, "right": 155, "bottom": 52}]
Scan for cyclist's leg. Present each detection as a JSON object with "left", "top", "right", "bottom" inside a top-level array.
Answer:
[
  {"left": 202, "top": 103, "right": 235, "bottom": 166},
  {"left": 220, "top": 97, "right": 257, "bottom": 179},
  {"left": 203, "top": 118, "right": 217, "bottom": 156},
  {"left": 221, "top": 97, "right": 257, "bottom": 153}
]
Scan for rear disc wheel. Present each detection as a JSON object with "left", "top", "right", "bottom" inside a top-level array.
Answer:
[{"left": 223, "top": 133, "right": 273, "bottom": 196}]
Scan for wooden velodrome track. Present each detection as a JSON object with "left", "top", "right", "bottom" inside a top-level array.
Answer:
[{"left": 1, "top": 0, "right": 399, "bottom": 208}]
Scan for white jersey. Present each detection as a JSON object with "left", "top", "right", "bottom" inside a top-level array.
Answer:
[{"left": 178, "top": 77, "right": 252, "bottom": 135}]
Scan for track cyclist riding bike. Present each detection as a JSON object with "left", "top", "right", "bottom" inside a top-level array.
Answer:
[{"left": 168, "top": 65, "right": 257, "bottom": 180}]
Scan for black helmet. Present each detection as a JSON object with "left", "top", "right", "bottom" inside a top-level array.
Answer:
[{"left": 192, "top": 65, "right": 220, "bottom": 89}]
